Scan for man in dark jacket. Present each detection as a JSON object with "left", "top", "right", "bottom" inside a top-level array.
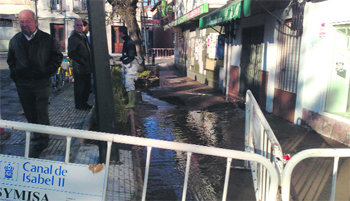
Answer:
[
  {"left": 68, "top": 19, "right": 92, "bottom": 110},
  {"left": 119, "top": 26, "right": 140, "bottom": 108},
  {"left": 7, "top": 9, "right": 63, "bottom": 158}
]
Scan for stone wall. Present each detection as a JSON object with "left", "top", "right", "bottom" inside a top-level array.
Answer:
[{"left": 302, "top": 109, "right": 350, "bottom": 146}]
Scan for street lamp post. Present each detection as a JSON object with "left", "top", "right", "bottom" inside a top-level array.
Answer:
[{"left": 87, "top": 0, "right": 119, "bottom": 163}]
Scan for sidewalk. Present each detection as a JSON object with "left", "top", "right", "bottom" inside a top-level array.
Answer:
[{"left": 0, "top": 82, "right": 136, "bottom": 201}]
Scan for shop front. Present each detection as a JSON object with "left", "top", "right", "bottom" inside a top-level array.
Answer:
[{"left": 296, "top": 0, "right": 350, "bottom": 145}]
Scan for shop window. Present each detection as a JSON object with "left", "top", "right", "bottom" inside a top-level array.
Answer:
[{"left": 325, "top": 24, "right": 350, "bottom": 118}]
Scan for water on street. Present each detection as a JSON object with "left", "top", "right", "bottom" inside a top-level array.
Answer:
[{"left": 137, "top": 92, "right": 247, "bottom": 201}]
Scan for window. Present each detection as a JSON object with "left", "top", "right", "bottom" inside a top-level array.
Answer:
[
  {"left": 73, "top": 0, "right": 87, "bottom": 11},
  {"left": 0, "top": 19, "right": 14, "bottom": 51},
  {"left": 51, "top": 0, "right": 61, "bottom": 10},
  {"left": 0, "top": 19, "right": 12, "bottom": 27},
  {"left": 324, "top": 24, "right": 350, "bottom": 118}
]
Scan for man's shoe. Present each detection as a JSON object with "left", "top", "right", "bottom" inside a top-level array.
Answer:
[
  {"left": 76, "top": 103, "right": 92, "bottom": 110},
  {"left": 84, "top": 104, "right": 93, "bottom": 109},
  {"left": 76, "top": 105, "right": 89, "bottom": 110}
]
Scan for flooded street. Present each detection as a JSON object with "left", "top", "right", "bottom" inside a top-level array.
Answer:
[{"left": 136, "top": 92, "right": 248, "bottom": 200}]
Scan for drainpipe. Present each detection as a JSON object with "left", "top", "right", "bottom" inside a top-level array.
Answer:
[
  {"left": 223, "top": 29, "right": 229, "bottom": 95},
  {"left": 34, "top": 0, "right": 38, "bottom": 19},
  {"left": 224, "top": 23, "right": 232, "bottom": 100},
  {"left": 141, "top": 2, "right": 149, "bottom": 63},
  {"left": 227, "top": 34, "right": 232, "bottom": 100}
]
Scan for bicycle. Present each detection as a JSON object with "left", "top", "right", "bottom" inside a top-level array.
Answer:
[{"left": 52, "top": 57, "right": 73, "bottom": 90}]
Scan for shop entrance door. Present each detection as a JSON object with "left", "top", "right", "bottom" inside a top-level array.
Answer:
[{"left": 239, "top": 26, "right": 264, "bottom": 104}]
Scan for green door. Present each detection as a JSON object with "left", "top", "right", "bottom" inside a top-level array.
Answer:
[
  {"left": 239, "top": 26, "right": 264, "bottom": 100},
  {"left": 325, "top": 25, "right": 350, "bottom": 116}
]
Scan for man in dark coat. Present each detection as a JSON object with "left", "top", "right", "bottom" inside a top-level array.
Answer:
[
  {"left": 119, "top": 26, "right": 140, "bottom": 108},
  {"left": 7, "top": 9, "right": 63, "bottom": 158},
  {"left": 68, "top": 19, "right": 92, "bottom": 110}
]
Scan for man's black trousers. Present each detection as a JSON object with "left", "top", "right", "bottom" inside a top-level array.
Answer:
[
  {"left": 73, "top": 73, "right": 91, "bottom": 107},
  {"left": 15, "top": 79, "right": 50, "bottom": 158}
]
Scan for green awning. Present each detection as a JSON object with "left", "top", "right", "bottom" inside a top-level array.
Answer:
[
  {"left": 199, "top": 0, "right": 251, "bottom": 29},
  {"left": 164, "top": 3, "right": 209, "bottom": 30}
]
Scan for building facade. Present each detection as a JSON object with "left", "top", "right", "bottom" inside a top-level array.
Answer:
[
  {"left": 0, "top": 0, "right": 31, "bottom": 52},
  {"left": 0, "top": 0, "right": 139, "bottom": 56},
  {"left": 167, "top": 0, "right": 350, "bottom": 146},
  {"left": 166, "top": 0, "right": 230, "bottom": 85}
]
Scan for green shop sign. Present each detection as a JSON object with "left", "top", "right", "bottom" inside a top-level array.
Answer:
[
  {"left": 199, "top": 0, "right": 250, "bottom": 29},
  {"left": 167, "top": 3, "right": 209, "bottom": 28}
]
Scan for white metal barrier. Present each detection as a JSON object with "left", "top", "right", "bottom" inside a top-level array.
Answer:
[
  {"left": 0, "top": 119, "right": 279, "bottom": 201},
  {"left": 281, "top": 148, "right": 350, "bottom": 201},
  {"left": 245, "top": 90, "right": 284, "bottom": 201},
  {"left": 245, "top": 90, "right": 350, "bottom": 200}
]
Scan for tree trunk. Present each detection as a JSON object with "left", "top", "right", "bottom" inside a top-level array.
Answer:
[
  {"left": 126, "top": 13, "right": 144, "bottom": 65},
  {"left": 107, "top": 0, "right": 145, "bottom": 70}
]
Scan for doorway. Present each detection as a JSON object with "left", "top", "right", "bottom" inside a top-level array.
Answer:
[
  {"left": 273, "top": 20, "right": 301, "bottom": 122},
  {"left": 324, "top": 24, "right": 350, "bottom": 118},
  {"left": 111, "top": 26, "right": 123, "bottom": 53},
  {"left": 50, "top": 24, "right": 65, "bottom": 52},
  {"left": 239, "top": 26, "right": 264, "bottom": 104}
]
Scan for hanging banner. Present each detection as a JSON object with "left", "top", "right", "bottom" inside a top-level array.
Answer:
[{"left": 0, "top": 154, "right": 106, "bottom": 201}]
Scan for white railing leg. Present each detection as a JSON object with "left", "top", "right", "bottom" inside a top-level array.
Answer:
[
  {"left": 25, "top": 131, "right": 31, "bottom": 158},
  {"left": 261, "top": 128, "right": 267, "bottom": 201},
  {"left": 103, "top": 141, "right": 112, "bottom": 201},
  {"left": 222, "top": 157, "right": 232, "bottom": 201},
  {"left": 142, "top": 146, "right": 152, "bottom": 201},
  {"left": 244, "top": 94, "right": 251, "bottom": 168},
  {"left": 65, "top": 136, "right": 72, "bottom": 163},
  {"left": 330, "top": 156, "right": 339, "bottom": 201},
  {"left": 182, "top": 152, "right": 192, "bottom": 201}
]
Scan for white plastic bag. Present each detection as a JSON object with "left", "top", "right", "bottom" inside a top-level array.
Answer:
[{"left": 135, "top": 56, "right": 143, "bottom": 65}]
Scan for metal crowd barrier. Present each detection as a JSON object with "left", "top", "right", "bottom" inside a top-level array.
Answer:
[
  {"left": 0, "top": 119, "right": 279, "bottom": 201},
  {"left": 245, "top": 90, "right": 284, "bottom": 201},
  {"left": 245, "top": 90, "right": 350, "bottom": 200},
  {"left": 281, "top": 148, "right": 350, "bottom": 201}
]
